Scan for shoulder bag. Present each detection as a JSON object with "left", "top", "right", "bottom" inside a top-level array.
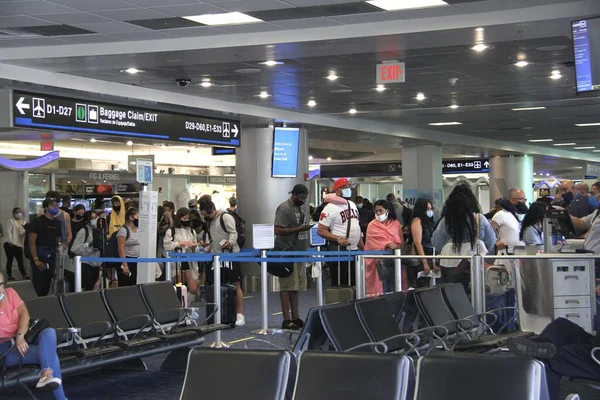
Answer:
[{"left": 325, "top": 201, "right": 353, "bottom": 251}]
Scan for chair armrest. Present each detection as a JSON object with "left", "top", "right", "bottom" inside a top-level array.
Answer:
[
  {"left": 154, "top": 307, "right": 202, "bottom": 332},
  {"left": 440, "top": 318, "right": 475, "bottom": 350},
  {"left": 565, "top": 394, "right": 580, "bottom": 400},
  {"left": 591, "top": 347, "right": 600, "bottom": 367},
  {"left": 344, "top": 341, "right": 388, "bottom": 354},
  {"left": 243, "top": 339, "right": 286, "bottom": 350},
  {"left": 486, "top": 306, "right": 519, "bottom": 334},
  {"left": 203, "top": 303, "right": 219, "bottom": 326},
  {"left": 381, "top": 333, "right": 420, "bottom": 355},
  {"left": 115, "top": 314, "right": 153, "bottom": 340},
  {"left": 460, "top": 311, "right": 500, "bottom": 336},
  {"left": 79, "top": 321, "right": 114, "bottom": 348},
  {"left": 0, "top": 338, "right": 15, "bottom": 360},
  {"left": 412, "top": 326, "right": 450, "bottom": 353}
]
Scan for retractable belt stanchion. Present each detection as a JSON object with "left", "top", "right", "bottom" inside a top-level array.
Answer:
[
  {"left": 165, "top": 251, "right": 172, "bottom": 282},
  {"left": 209, "top": 254, "right": 229, "bottom": 348},
  {"left": 470, "top": 254, "right": 486, "bottom": 315},
  {"left": 355, "top": 254, "right": 364, "bottom": 299},
  {"left": 252, "top": 249, "right": 271, "bottom": 335},
  {"left": 74, "top": 256, "right": 82, "bottom": 293},
  {"left": 315, "top": 246, "right": 324, "bottom": 306},
  {"left": 394, "top": 249, "right": 402, "bottom": 292}
]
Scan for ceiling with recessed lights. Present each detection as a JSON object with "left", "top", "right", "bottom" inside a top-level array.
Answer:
[{"left": 0, "top": 0, "right": 599, "bottom": 179}]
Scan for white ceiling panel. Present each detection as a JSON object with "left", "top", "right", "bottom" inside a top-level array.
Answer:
[
  {"left": 49, "top": 0, "right": 135, "bottom": 11},
  {"left": 0, "top": 0, "right": 76, "bottom": 15},
  {"left": 391, "top": 5, "right": 464, "bottom": 19},
  {"left": 112, "top": 31, "right": 178, "bottom": 41},
  {"left": 149, "top": 3, "right": 229, "bottom": 17},
  {"left": 271, "top": 16, "right": 343, "bottom": 30},
  {"left": 218, "top": 22, "right": 285, "bottom": 34},
  {"left": 58, "top": 34, "right": 119, "bottom": 44},
  {"left": 72, "top": 21, "right": 150, "bottom": 34},
  {"left": 94, "top": 7, "right": 172, "bottom": 21},
  {"left": 0, "top": 15, "right": 53, "bottom": 27},
  {"left": 217, "top": 0, "right": 294, "bottom": 13},
  {"left": 167, "top": 26, "right": 227, "bottom": 37},
  {"left": 34, "top": 12, "right": 111, "bottom": 24}
]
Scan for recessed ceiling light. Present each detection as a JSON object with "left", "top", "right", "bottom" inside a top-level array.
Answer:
[
  {"left": 259, "top": 60, "right": 283, "bottom": 66},
  {"left": 575, "top": 122, "right": 600, "bottom": 127},
  {"left": 546, "top": 173, "right": 550, "bottom": 177},
  {"left": 574, "top": 146, "right": 596, "bottom": 150},
  {"left": 366, "top": 0, "right": 448, "bottom": 11},
  {"left": 327, "top": 73, "right": 339, "bottom": 81},
  {"left": 326, "top": 157, "right": 332, "bottom": 161},
  {"left": 90, "top": 138, "right": 97, "bottom": 143},
  {"left": 183, "top": 12, "right": 263, "bottom": 26},
  {"left": 428, "top": 122, "right": 462, "bottom": 126},
  {"left": 449, "top": 104, "right": 459, "bottom": 109},
  {"left": 593, "top": 150, "right": 600, "bottom": 152},
  {"left": 375, "top": 84, "right": 386, "bottom": 92},
  {"left": 416, "top": 93, "right": 426, "bottom": 101},
  {"left": 533, "top": 172, "right": 537, "bottom": 176},
  {"left": 472, "top": 43, "right": 488, "bottom": 52},
  {"left": 258, "top": 91, "right": 270, "bottom": 98},
  {"left": 528, "top": 139, "right": 553, "bottom": 142},
  {"left": 121, "top": 68, "right": 143, "bottom": 74},
  {"left": 67, "top": 181, "right": 71, "bottom": 184},
  {"left": 126, "top": 141, "right": 133, "bottom": 146},
  {"left": 515, "top": 61, "right": 529, "bottom": 67},
  {"left": 512, "top": 107, "right": 546, "bottom": 111},
  {"left": 553, "top": 142, "right": 576, "bottom": 146},
  {"left": 199, "top": 79, "right": 213, "bottom": 88},
  {"left": 550, "top": 70, "right": 562, "bottom": 80},
  {"left": 307, "top": 100, "right": 317, "bottom": 107},
  {"left": 308, "top": 155, "right": 314, "bottom": 160},
  {"left": 349, "top": 108, "right": 357, "bottom": 114}
]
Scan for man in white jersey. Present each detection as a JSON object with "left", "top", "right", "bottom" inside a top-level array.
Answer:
[{"left": 318, "top": 178, "right": 364, "bottom": 287}]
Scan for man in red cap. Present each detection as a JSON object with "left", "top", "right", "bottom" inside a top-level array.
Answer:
[{"left": 317, "top": 178, "right": 364, "bottom": 287}]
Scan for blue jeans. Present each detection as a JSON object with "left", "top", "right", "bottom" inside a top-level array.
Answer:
[{"left": 0, "top": 328, "right": 66, "bottom": 400}]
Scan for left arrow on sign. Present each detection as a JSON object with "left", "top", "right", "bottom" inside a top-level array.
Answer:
[
  {"left": 232, "top": 125, "right": 239, "bottom": 137},
  {"left": 16, "top": 97, "right": 30, "bottom": 115}
]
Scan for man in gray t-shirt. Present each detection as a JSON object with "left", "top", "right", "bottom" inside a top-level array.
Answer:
[{"left": 274, "top": 184, "right": 311, "bottom": 330}]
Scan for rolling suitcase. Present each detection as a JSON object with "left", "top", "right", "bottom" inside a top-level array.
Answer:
[
  {"left": 325, "top": 250, "right": 355, "bottom": 304},
  {"left": 206, "top": 284, "right": 237, "bottom": 326}
]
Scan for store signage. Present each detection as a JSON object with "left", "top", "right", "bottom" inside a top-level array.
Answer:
[
  {"left": 320, "top": 162, "right": 402, "bottom": 178},
  {"left": 272, "top": 127, "right": 300, "bottom": 178},
  {"left": 40, "top": 140, "right": 54, "bottom": 151},
  {"left": 0, "top": 151, "right": 59, "bottom": 171},
  {"left": 586, "top": 164, "right": 600, "bottom": 177},
  {"left": 442, "top": 159, "right": 490, "bottom": 174},
  {"left": 136, "top": 159, "right": 153, "bottom": 184},
  {"left": 208, "top": 176, "right": 236, "bottom": 185},
  {"left": 376, "top": 61, "right": 405, "bottom": 84},
  {"left": 11, "top": 90, "right": 241, "bottom": 147},
  {"left": 212, "top": 146, "right": 236, "bottom": 156}
]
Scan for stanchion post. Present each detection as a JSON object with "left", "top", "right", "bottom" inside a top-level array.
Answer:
[
  {"left": 165, "top": 251, "right": 172, "bottom": 282},
  {"left": 394, "top": 249, "right": 402, "bottom": 292},
  {"left": 74, "top": 256, "right": 82, "bottom": 293},
  {"left": 252, "top": 249, "right": 270, "bottom": 335},
  {"left": 209, "top": 255, "right": 229, "bottom": 348},
  {"left": 470, "top": 255, "right": 486, "bottom": 315},
  {"left": 355, "top": 254, "right": 364, "bottom": 299},
  {"left": 315, "top": 246, "right": 324, "bottom": 306}
]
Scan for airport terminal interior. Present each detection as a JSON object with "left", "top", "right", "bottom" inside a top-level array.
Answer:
[{"left": 1, "top": 0, "right": 600, "bottom": 399}]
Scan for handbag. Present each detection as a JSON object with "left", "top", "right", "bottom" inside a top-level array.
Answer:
[
  {"left": 401, "top": 241, "right": 420, "bottom": 267},
  {"left": 486, "top": 250, "right": 510, "bottom": 296},
  {"left": 376, "top": 258, "right": 394, "bottom": 281},
  {"left": 24, "top": 318, "right": 50, "bottom": 344},
  {"left": 266, "top": 248, "right": 294, "bottom": 278}
]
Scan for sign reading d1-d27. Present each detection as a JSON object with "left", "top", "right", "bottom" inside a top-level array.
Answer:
[{"left": 11, "top": 90, "right": 241, "bottom": 147}]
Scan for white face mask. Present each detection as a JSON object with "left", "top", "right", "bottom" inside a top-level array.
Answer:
[
  {"left": 14, "top": 213, "right": 22, "bottom": 220},
  {"left": 376, "top": 212, "right": 388, "bottom": 222},
  {"left": 341, "top": 188, "right": 352, "bottom": 198},
  {"left": 426, "top": 210, "right": 434, "bottom": 218},
  {"left": 91, "top": 219, "right": 98, "bottom": 228},
  {"left": 357, "top": 203, "right": 363, "bottom": 209}
]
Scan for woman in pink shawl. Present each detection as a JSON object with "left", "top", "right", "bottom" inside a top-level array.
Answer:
[{"left": 365, "top": 200, "right": 405, "bottom": 296}]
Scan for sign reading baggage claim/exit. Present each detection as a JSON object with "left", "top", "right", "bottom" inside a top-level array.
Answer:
[{"left": 11, "top": 90, "right": 241, "bottom": 147}]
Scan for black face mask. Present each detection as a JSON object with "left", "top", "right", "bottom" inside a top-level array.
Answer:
[
  {"left": 191, "top": 219, "right": 201, "bottom": 229},
  {"left": 515, "top": 202, "right": 529, "bottom": 214},
  {"left": 563, "top": 192, "right": 573, "bottom": 203},
  {"left": 181, "top": 220, "right": 191, "bottom": 227},
  {"left": 132, "top": 219, "right": 139, "bottom": 228},
  {"left": 113, "top": 205, "right": 121, "bottom": 213}
]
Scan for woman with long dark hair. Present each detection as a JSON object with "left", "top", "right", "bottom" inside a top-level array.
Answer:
[
  {"left": 364, "top": 200, "right": 404, "bottom": 295},
  {"left": 116, "top": 207, "right": 139, "bottom": 287},
  {"left": 432, "top": 184, "right": 496, "bottom": 290},
  {"left": 520, "top": 201, "right": 549, "bottom": 245},
  {"left": 411, "top": 198, "right": 437, "bottom": 276}
]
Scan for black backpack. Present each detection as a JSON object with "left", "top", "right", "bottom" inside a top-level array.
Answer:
[
  {"left": 212, "top": 212, "right": 246, "bottom": 248},
  {"left": 68, "top": 226, "right": 90, "bottom": 258},
  {"left": 105, "top": 226, "right": 129, "bottom": 268}
]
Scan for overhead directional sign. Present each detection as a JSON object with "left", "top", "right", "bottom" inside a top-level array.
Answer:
[
  {"left": 442, "top": 159, "right": 490, "bottom": 174},
  {"left": 11, "top": 90, "right": 241, "bottom": 147}
]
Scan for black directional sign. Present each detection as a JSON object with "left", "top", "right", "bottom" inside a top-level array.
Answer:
[
  {"left": 11, "top": 90, "right": 241, "bottom": 147},
  {"left": 442, "top": 159, "right": 489, "bottom": 174}
]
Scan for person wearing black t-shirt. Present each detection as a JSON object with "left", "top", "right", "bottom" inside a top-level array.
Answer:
[{"left": 28, "top": 197, "right": 61, "bottom": 296}]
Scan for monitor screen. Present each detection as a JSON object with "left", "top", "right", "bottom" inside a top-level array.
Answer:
[
  {"left": 572, "top": 17, "right": 600, "bottom": 93},
  {"left": 272, "top": 127, "right": 300, "bottom": 178}
]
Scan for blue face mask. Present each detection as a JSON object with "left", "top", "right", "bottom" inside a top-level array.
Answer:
[
  {"left": 48, "top": 208, "right": 60, "bottom": 216},
  {"left": 341, "top": 188, "right": 352, "bottom": 198},
  {"left": 426, "top": 210, "right": 434, "bottom": 218}
]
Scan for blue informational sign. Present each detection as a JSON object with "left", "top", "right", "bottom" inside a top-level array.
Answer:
[
  {"left": 573, "top": 19, "right": 594, "bottom": 93},
  {"left": 310, "top": 224, "right": 326, "bottom": 247},
  {"left": 272, "top": 127, "right": 300, "bottom": 178}
]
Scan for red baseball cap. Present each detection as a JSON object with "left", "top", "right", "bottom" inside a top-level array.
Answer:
[{"left": 332, "top": 178, "right": 351, "bottom": 191}]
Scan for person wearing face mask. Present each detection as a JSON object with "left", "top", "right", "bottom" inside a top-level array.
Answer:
[
  {"left": 364, "top": 200, "right": 404, "bottom": 296},
  {"left": 411, "top": 198, "right": 438, "bottom": 282},
  {"left": 28, "top": 197, "right": 62, "bottom": 296},
  {"left": 491, "top": 188, "right": 528, "bottom": 252},
  {"left": 274, "top": 184, "right": 311, "bottom": 330},
  {"left": 116, "top": 207, "right": 140, "bottom": 287},
  {"left": 68, "top": 210, "right": 101, "bottom": 291},
  {"left": 556, "top": 180, "right": 576, "bottom": 208},
  {"left": 567, "top": 183, "right": 596, "bottom": 219},
  {"left": 4, "top": 207, "right": 28, "bottom": 281},
  {"left": 356, "top": 196, "right": 375, "bottom": 241},
  {"left": 107, "top": 195, "right": 126, "bottom": 237},
  {"left": 318, "top": 178, "right": 364, "bottom": 287},
  {"left": 520, "top": 201, "right": 549, "bottom": 245},
  {"left": 164, "top": 208, "right": 200, "bottom": 302}
]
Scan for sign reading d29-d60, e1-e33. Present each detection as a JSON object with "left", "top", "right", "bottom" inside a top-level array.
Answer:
[{"left": 11, "top": 90, "right": 241, "bottom": 147}]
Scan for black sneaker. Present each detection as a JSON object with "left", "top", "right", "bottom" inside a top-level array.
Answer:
[
  {"left": 506, "top": 337, "right": 556, "bottom": 360},
  {"left": 293, "top": 319, "right": 304, "bottom": 329},
  {"left": 282, "top": 320, "right": 299, "bottom": 330}
]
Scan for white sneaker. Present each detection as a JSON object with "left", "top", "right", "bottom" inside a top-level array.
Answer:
[
  {"left": 36, "top": 372, "right": 61, "bottom": 391},
  {"left": 235, "top": 313, "right": 245, "bottom": 326}
]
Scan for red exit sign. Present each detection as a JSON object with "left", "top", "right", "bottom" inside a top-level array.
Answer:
[
  {"left": 376, "top": 61, "right": 405, "bottom": 84},
  {"left": 40, "top": 140, "right": 54, "bottom": 151}
]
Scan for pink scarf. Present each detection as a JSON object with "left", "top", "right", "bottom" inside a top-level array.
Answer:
[{"left": 323, "top": 193, "right": 348, "bottom": 205}]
